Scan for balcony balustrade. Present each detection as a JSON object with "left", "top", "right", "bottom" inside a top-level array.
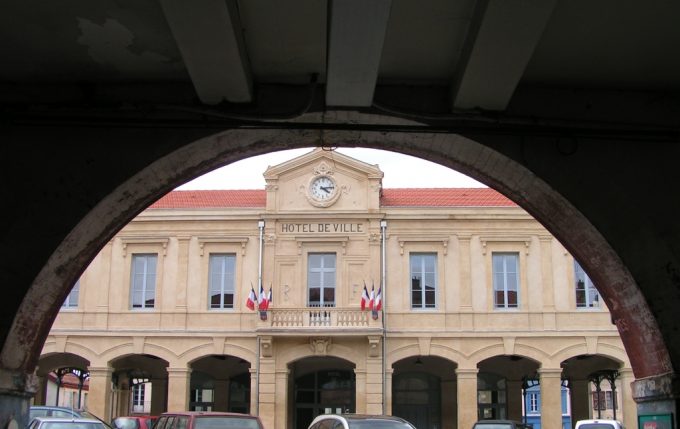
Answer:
[{"left": 256, "top": 307, "right": 382, "bottom": 331}]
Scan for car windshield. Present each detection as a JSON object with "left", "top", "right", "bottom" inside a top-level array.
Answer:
[
  {"left": 346, "top": 420, "right": 415, "bottom": 429},
  {"left": 474, "top": 424, "right": 515, "bottom": 429},
  {"left": 194, "top": 417, "right": 260, "bottom": 429},
  {"left": 42, "top": 423, "right": 106, "bottom": 429},
  {"left": 579, "top": 425, "right": 617, "bottom": 429},
  {"left": 112, "top": 419, "right": 140, "bottom": 429}
]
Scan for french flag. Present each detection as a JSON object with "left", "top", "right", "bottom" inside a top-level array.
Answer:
[
  {"left": 246, "top": 286, "right": 256, "bottom": 311},
  {"left": 374, "top": 286, "right": 382, "bottom": 311},
  {"left": 368, "top": 285, "right": 375, "bottom": 310},
  {"left": 258, "top": 284, "right": 267, "bottom": 310},
  {"left": 361, "top": 284, "right": 370, "bottom": 310}
]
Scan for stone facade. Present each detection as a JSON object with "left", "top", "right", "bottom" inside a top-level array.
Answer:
[{"left": 38, "top": 149, "right": 635, "bottom": 429}]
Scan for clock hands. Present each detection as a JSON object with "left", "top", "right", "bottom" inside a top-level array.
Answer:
[{"left": 320, "top": 186, "right": 335, "bottom": 193}]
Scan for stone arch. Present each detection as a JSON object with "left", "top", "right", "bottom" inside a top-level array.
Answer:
[
  {"left": 469, "top": 343, "right": 547, "bottom": 367},
  {"left": 36, "top": 353, "right": 91, "bottom": 376},
  {"left": 276, "top": 342, "right": 364, "bottom": 371},
  {"left": 553, "top": 342, "right": 628, "bottom": 367},
  {"left": 388, "top": 343, "right": 463, "bottom": 368},
  {"left": 4, "top": 128, "right": 668, "bottom": 384},
  {"left": 40, "top": 341, "right": 99, "bottom": 367},
  {"left": 97, "top": 343, "right": 177, "bottom": 368},
  {"left": 183, "top": 343, "right": 256, "bottom": 366}
]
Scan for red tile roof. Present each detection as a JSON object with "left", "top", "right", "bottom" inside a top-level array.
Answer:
[
  {"left": 150, "top": 188, "right": 516, "bottom": 209},
  {"left": 381, "top": 188, "right": 516, "bottom": 207},
  {"left": 150, "top": 190, "right": 266, "bottom": 208}
]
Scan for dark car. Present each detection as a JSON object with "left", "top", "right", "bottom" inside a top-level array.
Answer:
[
  {"left": 112, "top": 416, "right": 158, "bottom": 429},
  {"left": 472, "top": 420, "right": 533, "bottom": 429},
  {"left": 30, "top": 407, "right": 112, "bottom": 428},
  {"left": 155, "top": 412, "right": 264, "bottom": 429},
  {"left": 308, "top": 414, "right": 416, "bottom": 429}
]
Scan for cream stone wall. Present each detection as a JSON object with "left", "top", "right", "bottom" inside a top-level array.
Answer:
[{"left": 41, "top": 149, "right": 634, "bottom": 429}]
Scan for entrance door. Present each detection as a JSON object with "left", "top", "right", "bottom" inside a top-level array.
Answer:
[
  {"left": 294, "top": 369, "right": 355, "bottom": 429},
  {"left": 393, "top": 372, "right": 441, "bottom": 429}
]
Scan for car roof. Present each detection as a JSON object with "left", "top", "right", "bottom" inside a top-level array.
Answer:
[
  {"left": 32, "top": 417, "right": 103, "bottom": 423},
  {"left": 160, "top": 412, "right": 258, "bottom": 418},
  {"left": 311, "top": 415, "right": 409, "bottom": 423}
]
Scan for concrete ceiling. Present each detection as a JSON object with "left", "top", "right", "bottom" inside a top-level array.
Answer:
[{"left": 2, "top": 0, "right": 678, "bottom": 117}]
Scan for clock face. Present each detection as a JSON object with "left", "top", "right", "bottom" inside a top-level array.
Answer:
[{"left": 309, "top": 176, "right": 337, "bottom": 201}]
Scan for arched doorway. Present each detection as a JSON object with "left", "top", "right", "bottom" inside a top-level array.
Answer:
[
  {"left": 110, "top": 354, "right": 169, "bottom": 417},
  {"left": 189, "top": 355, "right": 252, "bottom": 412},
  {"left": 392, "top": 355, "right": 456, "bottom": 429},
  {"left": 289, "top": 357, "right": 355, "bottom": 429}
]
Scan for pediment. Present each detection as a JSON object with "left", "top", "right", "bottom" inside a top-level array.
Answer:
[{"left": 263, "top": 148, "right": 384, "bottom": 212}]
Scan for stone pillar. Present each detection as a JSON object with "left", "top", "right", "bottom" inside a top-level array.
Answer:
[
  {"left": 167, "top": 368, "right": 192, "bottom": 411},
  {"left": 569, "top": 379, "right": 592, "bottom": 426},
  {"left": 0, "top": 368, "right": 39, "bottom": 429},
  {"left": 385, "top": 369, "right": 393, "bottom": 416},
  {"left": 539, "top": 368, "right": 563, "bottom": 429},
  {"left": 249, "top": 368, "right": 257, "bottom": 415},
  {"left": 214, "top": 379, "right": 229, "bottom": 411},
  {"left": 506, "top": 380, "right": 524, "bottom": 422},
  {"left": 366, "top": 357, "right": 384, "bottom": 414},
  {"left": 632, "top": 373, "right": 679, "bottom": 429},
  {"left": 150, "top": 377, "right": 167, "bottom": 415},
  {"left": 88, "top": 367, "right": 113, "bottom": 422},
  {"left": 355, "top": 368, "right": 367, "bottom": 414},
  {"left": 618, "top": 369, "right": 636, "bottom": 429},
  {"left": 258, "top": 357, "right": 275, "bottom": 429},
  {"left": 456, "top": 368, "right": 479, "bottom": 429},
  {"left": 275, "top": 370, "right": 289, "bottom": 429}
]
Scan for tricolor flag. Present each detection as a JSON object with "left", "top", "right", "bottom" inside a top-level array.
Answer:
[
  {"left": 374, "top": 286, "right": 382, "bottom": 311},
  {"left": 258, "top": 284, "right": 266, "bottom": 310},
  {"left": 368, "top": 285, "right": 375, "bottom": 310},
  {"left": 265, "top": 286, "right": 272, "bottom": 310},
  {"left": 361, "top": 284, "right": 370, "bottom": 310},
  {"left": 246, "top": 285, "right": 257, "bottom": 311}
]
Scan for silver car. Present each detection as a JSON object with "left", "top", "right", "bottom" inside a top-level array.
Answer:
[
  {"left": 28, "top": 417, "right": 109, "bottom": 429},
  {"left": 308, "top": 414, "right": 416, "bottom": 429}
]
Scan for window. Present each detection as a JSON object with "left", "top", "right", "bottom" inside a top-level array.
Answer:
[
  {"left": 209, "top": 254, "right": 236, "bottom": 309},
  {"left": 410, "top": 253, "right": 436, "bottom": 309},
  {"left": 492, "top": 253, "right": 519, "bottom": 309},
  {"left": 308, "top": 253, "right": 336, "bottom": 307},
  {"left": 132, "top": 383, "right": 145, "bottom": 411},
  {"left": 62, "top": 280, "right": 80, "bottom": 309},
  {"left": 529, "top": 392, "right": 539, "bottom": 413},
  {"left": 131, "top": 254, "right": 157, "bottom": 309},
  {"left": 575, "top": 261, "right": 600, "bottom": 308},
  {"left": 592, "top": 391, "right": 617, "bottom": 410}
]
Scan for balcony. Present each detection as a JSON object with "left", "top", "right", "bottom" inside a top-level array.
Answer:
[{"left": 256, "top": 307, "right": 383, "bottom": 334}]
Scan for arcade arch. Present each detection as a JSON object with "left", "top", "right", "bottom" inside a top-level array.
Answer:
[{"left": 6, "top": 127, "right": 672, "bottom": 426}]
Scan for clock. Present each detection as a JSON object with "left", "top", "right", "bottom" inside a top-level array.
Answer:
[{"left": 307, "top": 175, "right": 340, "bottom": 207}]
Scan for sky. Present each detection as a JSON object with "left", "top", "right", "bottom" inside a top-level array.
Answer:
[{"left": 176, "top": 147, "right": 486, "bottom": 190}]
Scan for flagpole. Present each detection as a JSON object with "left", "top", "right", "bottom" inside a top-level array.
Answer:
[
  {"left": 256, "top": 220, "right": 265, "bottom": 414},
  {"left": 380, "top": 219, "right": 387, "bottom": 414}
]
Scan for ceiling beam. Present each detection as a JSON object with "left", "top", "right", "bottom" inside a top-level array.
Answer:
[
  {"left": 326, "top": 0, "right": 392, "bottom": 107},
  {"left": 160, "top": 0, "right": 253, "bottom": 105},
  {"left": 452, "top": 0, "right": 557, "bottom": 111}
]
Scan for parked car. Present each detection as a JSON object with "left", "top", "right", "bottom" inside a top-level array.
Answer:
[
  {"left": 112, "top": 416, "right": 157, "bottom": 429},
  {"left": 575, "top": 419, "right": 624, "bottom": 429},
  {"left": 471, "top": 420, "right": 533, "bottom": 429},
  {"left": 154, "top": 412, "right": 264, "bottom": 429},
  {"left": 29, "top": 406, "right": 112, "bottom": 428},
  {"left": 308, "top": 414, "right": 416, "bottom": 429},
  {"left": 28, "top": 417, "right": 109, "bottom": 429}
]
